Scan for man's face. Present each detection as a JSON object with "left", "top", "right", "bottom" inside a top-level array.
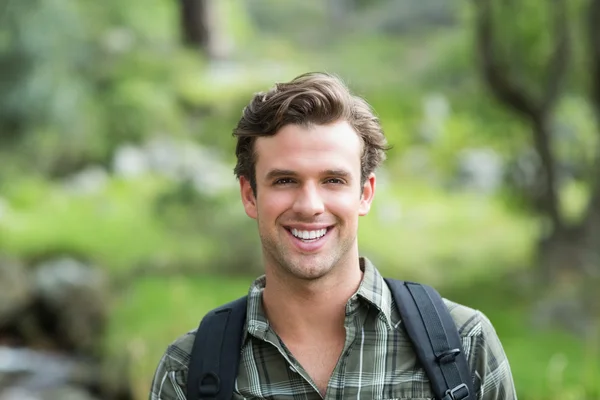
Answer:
[{"left": 239, "top": 120, "right": 376, "bottom": 281}]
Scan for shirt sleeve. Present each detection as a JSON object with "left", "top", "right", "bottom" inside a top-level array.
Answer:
[
  {"left": 148, "top": 351, "right": 188, "bottom": 400},
  {"left": 474, "top": 311, "right": 518, "bottom": 400}
]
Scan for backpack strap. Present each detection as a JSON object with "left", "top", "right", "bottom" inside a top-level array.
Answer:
[
  {"left": 384, "top": 279, "right": 476, "bottom": 400},
  {"left": 186, "top": 296, "right": 248, "bottom": 400}
]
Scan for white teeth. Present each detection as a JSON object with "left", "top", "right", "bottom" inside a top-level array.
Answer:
[{"left": 291, "top": 228, "right": 327, "bottom": 240}]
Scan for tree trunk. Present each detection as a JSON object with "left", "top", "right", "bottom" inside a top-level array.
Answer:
[
  {"left": 531, "top": 115, "right": 563, "bottom": 231},
  {"left": 180, "top": 0, "right": 210, "bottom": 52},
  {"left": 179, "top": 0, "right": 231, "bottom": 59}
]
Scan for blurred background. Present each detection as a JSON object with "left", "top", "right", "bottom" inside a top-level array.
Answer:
[{"left": 1, "top": 0, "right": 599, "bottom": 399}]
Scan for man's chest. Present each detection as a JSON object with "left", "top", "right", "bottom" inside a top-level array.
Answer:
[{"left": 232, "top": 328, "right": 438, "bottom": 400}]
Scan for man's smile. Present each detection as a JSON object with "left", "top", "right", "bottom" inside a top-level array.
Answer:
[{"left": 283, "top": 225, "right": 334, "bottom": 251}]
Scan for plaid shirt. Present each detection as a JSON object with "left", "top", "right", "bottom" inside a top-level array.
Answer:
[{"left": 149, "top": 258, "right": 517, "bottom": 399}]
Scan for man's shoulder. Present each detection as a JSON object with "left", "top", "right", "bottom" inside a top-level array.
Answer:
[
  {"left": 440, "top": 298, "right": 516, "bottom": 397},
  {"left": 149, "top": 329, "right": 198, "bottom": 399},
  {"left": 441, "top": 297, "right": 493, "bottom": 338},
  {"left": 159, "top": 328, "right": 198, "bottom": 372}
]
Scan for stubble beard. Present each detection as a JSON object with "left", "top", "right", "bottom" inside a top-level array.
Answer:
[{"left": 258, "top": 222, "right": 356, "bottom": 282}]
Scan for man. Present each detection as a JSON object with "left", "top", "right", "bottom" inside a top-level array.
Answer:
[{"left": 149, "top": 73, "right": 517, "bottom": 399}]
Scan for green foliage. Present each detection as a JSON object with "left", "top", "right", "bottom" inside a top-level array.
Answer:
[
  {"left": 246, "top": 0, "right": 329, "bottom": 46},
  {"left": 153, "top": 179, "right": 263, "bottom": 274},
  {"left": 0, "top": 176, "right": 191, "bottom": 270},
  {"left": 359, "top": 178, "right": 538, "bottom": 286},
  {"left": 0, "top": 173, "right": 264, "bottom": 276},
  {"left": 0, "top": 0, "right": 206, "bottom": 175},
  {"left": 0, "top": 0, "right": 91, "bottom": 127}
]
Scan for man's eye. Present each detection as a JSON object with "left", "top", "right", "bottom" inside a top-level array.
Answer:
[
  {"left": 326, "top": 178, "right": 345, "bottom": 184},
  {"left": 274, "top": 178, "right": 294, "bottom": 185}
]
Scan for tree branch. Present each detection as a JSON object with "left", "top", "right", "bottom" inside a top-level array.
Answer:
[
  {"left": 180, "top": 0, "right": 210, "bottom": 50},
  {"left": 473, "top": 0, "right": 566, "bottom": 230},
  {"left": 474, "top": 0, "right": 539, "bottom": 119}
]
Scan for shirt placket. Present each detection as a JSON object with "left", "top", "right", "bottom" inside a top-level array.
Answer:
[
  {"left": 322, "top": 296, "right": 369, "bottom": 400},
  {"left": 259, "top": 329, "right": 322, "bottom": 399}
]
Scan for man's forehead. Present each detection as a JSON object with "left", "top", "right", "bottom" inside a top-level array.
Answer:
[{"left": 254, "top": 123, "right": 361, "bottom": 150}]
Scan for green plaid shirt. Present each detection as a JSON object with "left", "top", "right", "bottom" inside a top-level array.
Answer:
[{"left": 149, "top": 258, "right": 517, "bottom": 399}]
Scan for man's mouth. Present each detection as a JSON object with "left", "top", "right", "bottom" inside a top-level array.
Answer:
[{"left": 285, "top": 227, "right": 331, "bottom": 242}]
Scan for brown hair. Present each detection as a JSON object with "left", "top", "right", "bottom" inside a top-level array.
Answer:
[{"left": 233, "top": 72, "right": 389, "bottom": 194}]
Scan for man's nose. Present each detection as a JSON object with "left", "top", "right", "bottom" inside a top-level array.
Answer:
[{"left": 292, "top": 183, "right": 325, "bottom": 216}]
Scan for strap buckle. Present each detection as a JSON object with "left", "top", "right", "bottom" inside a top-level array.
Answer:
[
  {"left": 198, "top": 372, "right": 221, "bottom": 397},
  {"left": 445, "top": 383, "right": 469, "bottom": 400},
  {"left": 436, "top": 348, "right": 462, "bottom": 364}
]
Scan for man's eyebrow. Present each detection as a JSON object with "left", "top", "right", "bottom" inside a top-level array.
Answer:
[
  {"left": 265, "top": 169, "right": 298, "bottom": 180},
  {"left": 322, "top": 169, "right": 351, "bottom": 178},
  {"left": 264, "top": 169, "right": 352, "bottom": 180}
]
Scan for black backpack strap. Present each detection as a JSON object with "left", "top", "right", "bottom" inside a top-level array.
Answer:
[
  {"left": 186, "top": 296, "right": 248, "bottom": 400},
  {"left": 385, "top": 279, "right": 476, "bottom": 400}
]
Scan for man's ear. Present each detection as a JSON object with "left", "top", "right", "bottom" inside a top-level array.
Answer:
[
  {"left": 240, "top": 176, "right": 258, "bottom": 219},
  {"left": 359, "top": 173, "right": 376, "bottom": 216}
]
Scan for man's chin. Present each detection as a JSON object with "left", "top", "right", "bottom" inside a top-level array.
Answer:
[{"left": 283, "top": 257, "right": 335, "bottom": 281}]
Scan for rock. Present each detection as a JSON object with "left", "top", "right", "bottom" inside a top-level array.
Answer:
[
  {"left": 0, "top": 256, "right": 133, "bottom": 399},
  {"left": 33, "top": 258, "right": 109, "bottom": 355},
  {"left": 0, "top": 257, "right": 32, "bottom": 327}
]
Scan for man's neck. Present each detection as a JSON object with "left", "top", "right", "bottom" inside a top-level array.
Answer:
[{"left": 261, "top": 258, "right": 363, "bottom": 342}]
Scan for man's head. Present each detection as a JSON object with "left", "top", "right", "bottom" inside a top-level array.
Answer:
[
  {"left": 233, "top": 72, "right": 388, "bottom": 195},
  {"left": 233, "top": 72, "right": 389, "bottom": 282}
]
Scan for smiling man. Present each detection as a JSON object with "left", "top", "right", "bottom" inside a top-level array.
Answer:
[
  {"left": 247, "top": 121, "right": 370, "bottom": 283},
  {"left": 149, "top": 73, "right": 517, "bottom": 400}
]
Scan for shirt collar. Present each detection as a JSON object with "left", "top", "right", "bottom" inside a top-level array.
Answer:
[
  {"left": 353, "top": 257, "right": 394, "bottom": 330},
  {"left": 244, "top": 274, "right": 270, "bottom": 342},
  {"left": 243, "top": 256, "right": 395, "bottom": 342}
]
